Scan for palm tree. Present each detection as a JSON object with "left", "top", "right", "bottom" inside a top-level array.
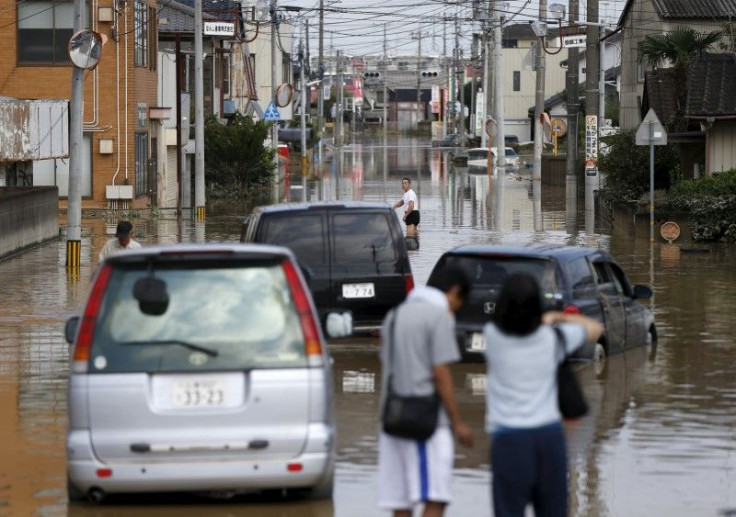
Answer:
[
  {"left": 637, "top": 26, "right": 723, "bottom": 130},
  {"left": 637, "top": 26, "right": 723, "bottom": 70}
]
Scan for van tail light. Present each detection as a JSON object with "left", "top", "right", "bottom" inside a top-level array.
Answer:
[
  {"left": 73, "top": 264, "right": 113, "bottom": 371},
  {"left": 404, "top": 274, "right": 415, "bottom": 294},
  {"left": 563, "top": 304, "right": 581, "bottom": 315},
  {"left": 282, "top": 260, "right": 323, "bottom": 364}
]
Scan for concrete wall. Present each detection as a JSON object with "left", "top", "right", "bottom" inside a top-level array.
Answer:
[{"left": 0, "top": 187, "right": 58, "bottom": 261}]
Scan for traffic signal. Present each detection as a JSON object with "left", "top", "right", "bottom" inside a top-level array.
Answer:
[
  {"left": 364, "top": 72, "right": 381, "bottom": 78},
  {"left": 421, "top": 71, "right": 439, "bottom": 77}
]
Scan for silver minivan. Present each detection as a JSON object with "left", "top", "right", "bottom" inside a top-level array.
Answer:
[{"left": 65, "top": 244, "right": 350, "bottom": 503}]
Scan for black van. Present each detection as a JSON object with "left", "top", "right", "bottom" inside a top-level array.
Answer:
[{"left": 241, "top": 202, "right": 414, "bottom": 334}]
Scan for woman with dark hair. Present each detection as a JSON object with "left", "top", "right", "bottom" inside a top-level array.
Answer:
[{"left": 483, "top": 273, "right": 603, "bottom": 517}]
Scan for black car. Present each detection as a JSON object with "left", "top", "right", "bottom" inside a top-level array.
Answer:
[
  {"left": 428, "top": 244, "right": 656, "bottom": 361},
  {"left": 241, "top": 202, "right": 414, "bottom": 334}
]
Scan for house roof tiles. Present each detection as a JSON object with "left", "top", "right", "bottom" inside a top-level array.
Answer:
[
  {"left": 642, "top": 69, "right": 680, "bottom": 125},
  {"left": 619, "top": 0, "right": 736, "bottom": 26},
  {"left": 651, "top": 0, "right": 736, "bottom": 18},
  {"left": 686, "top": 53, "right": 736, "bottom": 118}
]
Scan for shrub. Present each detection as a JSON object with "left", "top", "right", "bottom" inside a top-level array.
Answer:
[
  {"left": 670, "top": 169, "right": 736, "bottom": 241},
  {"left": 598, "top": 130, "right": 679, "bottom": 204},
  {"left": 204, "top": 113, "right": 275, "bottom": 199}
]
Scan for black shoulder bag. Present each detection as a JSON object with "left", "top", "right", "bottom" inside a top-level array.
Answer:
[
  {"left": 554, "top": 326, "right": 588, "bottom": 419},
  {"left": 382, "top": 309, "right": 440, "bottom": 441}
]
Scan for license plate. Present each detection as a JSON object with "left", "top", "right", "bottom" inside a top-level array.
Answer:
[
  {"left": 172, "top": 379, "right": 226, "bottom": 407},
  {"left": 342, "top": 282, "right": 375, "bottom": 299},
  {"left": 469, "top": 333, "right": 486, "bottom": 352},
  {"left": 152, "top": 373, "right": 244, "bottom": 410}
]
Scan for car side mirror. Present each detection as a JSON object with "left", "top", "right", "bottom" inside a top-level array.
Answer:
[
  {"left": 632, "top": 284, "right": 653, "bottom": 299},
  {"left": 325, "top": 311, "right": 353, "bottom": 338},
  {"left": 65, "top": 316, "right": 80, "bottom": 344}
]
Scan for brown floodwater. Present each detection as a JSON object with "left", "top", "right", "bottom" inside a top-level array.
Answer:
[{"left": 1, "top": 138, "right": 735, "bottom": 516}]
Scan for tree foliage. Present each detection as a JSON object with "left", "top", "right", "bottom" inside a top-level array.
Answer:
[
  {"left": 637, "top": 27, "right": 723, "bottom": 132},
  {"left": 598, "top": 130, "right": 679, "bottom": 204},
  {"left": 636, "top": 26, "right": 723, "bottom": 70},
  {"left": 204, "top": 113, "right": 275, "bottom": 198}
]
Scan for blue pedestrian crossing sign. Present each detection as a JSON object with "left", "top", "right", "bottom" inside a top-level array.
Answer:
[{"left": 264, "top": 102, "right": 280, "bottom": 121}]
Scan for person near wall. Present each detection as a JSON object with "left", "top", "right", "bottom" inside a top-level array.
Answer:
[{"left": 99, "top": 220, "right": 141, "bottom": 262}]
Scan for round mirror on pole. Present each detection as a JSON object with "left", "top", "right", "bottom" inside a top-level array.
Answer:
[{"left": 68, "top": 30, "right": 104, "bottom": 70}]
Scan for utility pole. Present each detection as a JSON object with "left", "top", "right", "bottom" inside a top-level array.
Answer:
[
  {"left": 318, "top": 0, "right": 324, "bottom": 161},
  {"left": 300, "top": 25, "right": 308, "bottom": 200},
  {"left": 599, "top": 21, "right": 606, "bottom": 126},
  {"left": 450, "top": 48, "right": 456, "bottom": 134},
  {"left": 194, "top": 0, "right": 205, "bottom": 221},
  {"left": 585, "top": 0, "right": 600, "bottom": 228},
  {"left": 471, "top": 34, "right": 478, "bottom": 137},
  {"left": 481, "top": 8, "right": 491, "bottom": 148},
  {"left": 532, "top": 0, "right": 546, "bottom": 193},
  {"left": 383, "top": 24, "right": 388, "bottom": 142},
  {"left": 271, "top": 0, "right": 279, "bottom": 173},
  {"left": 336, "top": 49, "right": 343, "bottom": 146},
  {"left": 456, "top": 18, "right": 466, "bottom": 145},
  {"left": 442, "top": 17, "right": 448, "bottom": 137},
  {"left": 415, "top": 25, "right": 423, "bottom": 129},
  {"left": 66, "top": 0, "right": 84, "bottom": 268},
  {"left": 493, "top": 4, "right": 505, "bottom": 169},
  {"left": 566, "top": 0, "right": 580, "bottom": 231}
]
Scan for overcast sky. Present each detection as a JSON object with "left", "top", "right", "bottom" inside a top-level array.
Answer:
[{"left": 277, "top": 0, "right": 625, "bottom": 59}]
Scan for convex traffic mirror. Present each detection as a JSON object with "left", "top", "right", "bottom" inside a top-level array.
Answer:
[{"left": 68, "top": 30, "right": 104, "bottom": 70}]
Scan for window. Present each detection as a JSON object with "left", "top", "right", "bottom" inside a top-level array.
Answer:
[
  {"left": 215, "top": 52, "right": 230, "bottom": 95},
  {"left": 502, "top": 38, "right": 518, "bottom": 49},
  {"left": 148, "top": 6, "right": 157, "bottom": 70},
  {"left": 134, "top": 0, "right": 148, "bottom": 67},
  {"left": 91, "top": 263, "right": 307, "bottom": 373},
  {"left": 17, "top": 0, "right": 81, "bottom": 64},
  {"left": 262, "top": 215, "right": 326, "bottom": 266},
  {"left": 513, "top": 71, "right": 520, "bottom": 91},
  {"left": 568, "top": 257, "right": 595, "bottom": 297},
  {"left": 135, "top": 132, "right": 148, "bottom": 197},
  {"left": 332, "top": 213, "right": 396, "bottom": 263},
  {"left": 609, "top": 264, "right": 632, "bottom": 297},
  {"left": 637, "top": 62, "right": 646, "bottom": 83}
]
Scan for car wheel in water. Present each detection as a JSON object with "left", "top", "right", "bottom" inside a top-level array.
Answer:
[
  {"left": 305, "top": 468, "right": 334, "bottom": 500},
  {"left": 593, "top": 342, "right": 606, "bottom": 362},
  {"left": 647, "top": 325, "right": 657, "bottom": 345},
  {"left": 593, "top": 342, "right": 607, "bottom": 376},
  {"left": 67, "top": 477, "right": 86, "bottom": 503}
]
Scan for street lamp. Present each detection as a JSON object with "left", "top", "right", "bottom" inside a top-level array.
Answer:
[{"left": 532, "top": 3, "right": 566, "bottom": 56}]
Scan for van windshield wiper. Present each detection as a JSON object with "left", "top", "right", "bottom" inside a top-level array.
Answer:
[{"left": 120, "top": 340, "right": 219, "bottom": 357}]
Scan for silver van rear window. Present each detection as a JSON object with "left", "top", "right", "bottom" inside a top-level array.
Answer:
[{"left": 90, "top": 264, "right": 306, "bottom": 373}]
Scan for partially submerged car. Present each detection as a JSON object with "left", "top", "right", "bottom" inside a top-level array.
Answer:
[{"left": 428, "top": 244, "right": 655, "bottom": 361}]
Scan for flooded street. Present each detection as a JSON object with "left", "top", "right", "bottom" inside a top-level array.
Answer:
[{"left": 1, "top": 138, "right": 736, "bottom": 516}]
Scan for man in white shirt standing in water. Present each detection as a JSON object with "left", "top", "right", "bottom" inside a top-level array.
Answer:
[{"left": 394, "top": 177, "right": 419, "bottom": 238}]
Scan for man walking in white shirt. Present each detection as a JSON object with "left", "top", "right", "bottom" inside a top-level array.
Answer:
[
  {"left": 394, "top": 177, "right": 419, "bottom": 238},
  {"left": 98, "top": 220, "right": 141, "bottom": 262}
]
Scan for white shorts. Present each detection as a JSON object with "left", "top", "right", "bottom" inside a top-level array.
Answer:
[{"left": 377, "top": 427, "right": 455, "bottom": 510}]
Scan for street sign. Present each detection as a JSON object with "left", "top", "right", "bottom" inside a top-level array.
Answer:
[
  {"left": 660, "top": 221, "right": 681, "bottom": 243},
  {"left": 264, "top": 102, "right": 280, "bottom": 121},
  {"left": 562, "top": 35, "right": 586, "bottom": 48},
  {"left": 204, "top": 22, "right": 235, "bottom": 37},
  {"left": 636, "top": 108, "right": 667, "bottom": 146}
]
